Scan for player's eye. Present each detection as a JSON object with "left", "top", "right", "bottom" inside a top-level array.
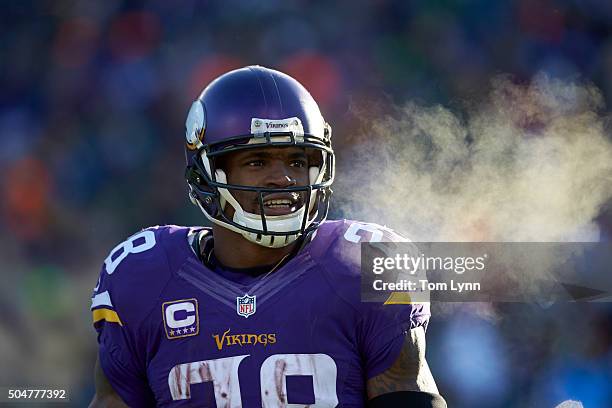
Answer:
[
  {"left": 246, "top": 160, "right": 264, "bottom": 167},
  {"left": 290, "top": 159, "right": 307, "bottom": 168}
]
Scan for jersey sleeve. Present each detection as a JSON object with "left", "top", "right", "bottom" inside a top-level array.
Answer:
[
  {"left": 96, "top": 312, "right": 156, "bottom": 407},
  {"left": 313, "top": 220, "right": 432, "bottom": 379},
  {"left": 90, "top": 228, "right": 166, "bottom": 407},
  {"left": 357, "top": 301, "right": 430, "bottom": 379},
  {"left": 352, "top": 222, "right": 431, "bottom": 379}
]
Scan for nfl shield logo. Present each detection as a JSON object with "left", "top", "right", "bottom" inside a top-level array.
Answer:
[{"left": 236, "top": 294, "right": 256, "bottom": 318}]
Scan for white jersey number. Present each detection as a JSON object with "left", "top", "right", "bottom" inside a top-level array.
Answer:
[
  {"left": 168, "top": 353, "right": 339, "bottom": 407},
  {"left": 104, "top": 230, "right": 156, "bottom": 274},
  {"left": 260, "top": 354, "right": 338, "bottom": 407},
  {"left": 343, "top": 223, "right": 385, "bottom": 243}
]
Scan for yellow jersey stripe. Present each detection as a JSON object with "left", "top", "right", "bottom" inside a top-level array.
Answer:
[
  {"left": 92, "top": 308, "right": 123, "bottom": 326},
  {"left": 384, "top": 291, "right": 412, "bottom": 305}
]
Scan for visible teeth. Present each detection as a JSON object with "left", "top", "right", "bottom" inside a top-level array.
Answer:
[{"left": 264, "top": 199, "right": 292, "bottom": 206}]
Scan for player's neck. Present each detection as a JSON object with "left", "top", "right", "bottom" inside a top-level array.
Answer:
[{"left": 212, "top": 225, "right": 298, "bottom": 269}]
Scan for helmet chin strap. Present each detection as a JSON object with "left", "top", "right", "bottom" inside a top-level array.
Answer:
[{"left": 198, "top": 151, "right": 323, "bottom": 248}]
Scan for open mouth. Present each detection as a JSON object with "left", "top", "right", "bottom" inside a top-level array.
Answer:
[{"left": 261, "top": 192, "right": 302, "bottom": 215}]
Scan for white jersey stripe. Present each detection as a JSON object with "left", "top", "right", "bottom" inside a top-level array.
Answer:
[{"left": 91, "top": 290, "right": 113, "bottom": 309}]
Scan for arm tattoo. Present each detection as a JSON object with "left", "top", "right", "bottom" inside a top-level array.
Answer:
[{"left": 366, "top": 325, "right": 439, "bottom": 399}]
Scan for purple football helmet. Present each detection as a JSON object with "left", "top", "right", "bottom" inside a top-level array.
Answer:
[{"left": 184, "top": 66, "right": 335, "bottom": 248}]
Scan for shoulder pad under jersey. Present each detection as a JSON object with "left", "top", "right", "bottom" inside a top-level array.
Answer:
[
  {"left": 309, "top": 219, "right": 411, "bottom": 274},
  {"left": 309, "top": 219, "right": 424, "bottom": 305},
  {"left": 90, "top": 225, "right": 193, "bottom": 330}
]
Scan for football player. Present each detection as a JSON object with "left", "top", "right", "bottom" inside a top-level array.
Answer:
[{"left": 89, "top": 66, "right": 446, "bottom": 407}]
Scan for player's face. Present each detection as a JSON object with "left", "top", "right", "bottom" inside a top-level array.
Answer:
[{"left": 217, "top": 146, "right": 315, "bottom": 216}]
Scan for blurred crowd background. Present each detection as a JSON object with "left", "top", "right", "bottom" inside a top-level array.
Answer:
[{"left": 1, "top": 0, "right": 611, "bottom": 407}]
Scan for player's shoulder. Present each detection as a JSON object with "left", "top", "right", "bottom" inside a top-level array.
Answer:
[
  {"left": 309, "top": 219, "right": 410, "bottom": 278},
  {"left": 102, "top": 224, "right": 195, "bottom": 275},
  {"left": 318, "top": 219, "right": 409, "bottom": 243},
  {"left": 309, "top": 220, "right": 428, "bottom": 318},
  {"left": 91, "top": 224, "right": 204, "bottom": 329}
]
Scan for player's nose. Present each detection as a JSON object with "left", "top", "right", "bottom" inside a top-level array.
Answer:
[{"left": 263, "top": 161, "right": 296, "bottom": 188}]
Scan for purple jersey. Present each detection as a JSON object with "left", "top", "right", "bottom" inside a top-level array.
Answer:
[{"left": 91, "top": 220, "right": 430, "bottom": 407}]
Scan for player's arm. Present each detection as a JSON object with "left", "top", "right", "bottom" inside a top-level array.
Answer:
[
  {"left": 89, "top": 229, "right": 160, "bottom": 407},
  {"left": 366, "top": 326, "right": 447, "bottom": 408},
  {"left": 88, "top": 356, "right": 129, "bottom": 408}
]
